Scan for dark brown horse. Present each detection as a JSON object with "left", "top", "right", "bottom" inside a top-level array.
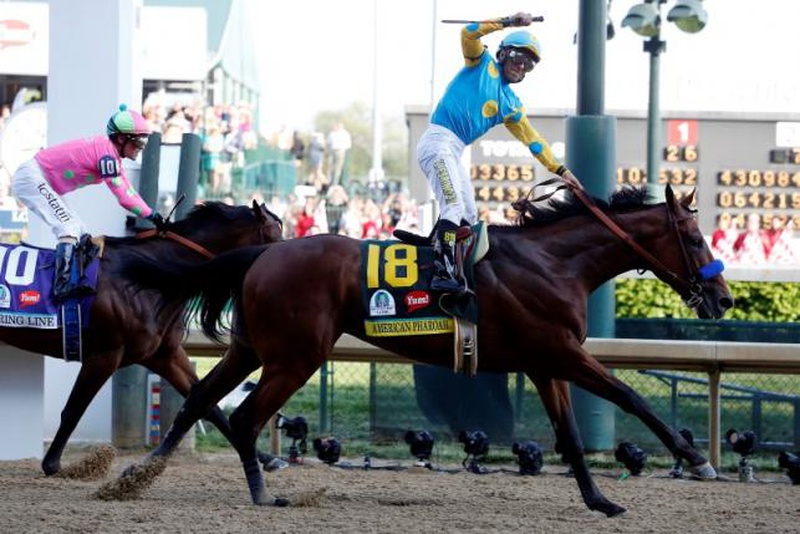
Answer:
[
  {"left": 6, "top": 200, "right": 282, "bottom": 476},
  {"left": 121, "top": 185, "right": 733, "bottom": 516}
]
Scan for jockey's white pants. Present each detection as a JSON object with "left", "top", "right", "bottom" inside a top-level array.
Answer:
[
  {"left": 417, "top": 124, "right": 477, "bottom": 226},
  {"left": 11, "top": 159, "right": 87, "bottom": 241}
]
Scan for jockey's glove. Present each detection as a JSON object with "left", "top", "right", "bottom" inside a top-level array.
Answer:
[{"left": 147, "top": 211, "right": 168, "bottom": 231}]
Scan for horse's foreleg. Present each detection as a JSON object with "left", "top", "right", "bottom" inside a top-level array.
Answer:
[
  {"left": 530, "top": 375, "right": 626, "bottom": 517},
  {"left": 43, "top": 352, "right": 121, "bottom": 475},
  {"left": 565, "top": 350, "right": 714, "bottom": 476}
]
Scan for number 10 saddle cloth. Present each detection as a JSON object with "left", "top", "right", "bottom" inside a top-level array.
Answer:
[{"left": 0, "top": 236, "right": 100, "bottom": 361}]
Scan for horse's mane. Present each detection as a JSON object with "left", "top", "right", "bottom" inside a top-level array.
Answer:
[
  {"left": 510, "top": 185, "right": 653, "bottom": 227},
  {"left": 103, "top": 201, "right": 243, "bottom": 247}
]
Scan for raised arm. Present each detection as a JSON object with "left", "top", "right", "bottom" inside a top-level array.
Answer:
[
  {"left": 504, "top": 114, "right": 564, "bottom": 175},
  {"left": 461, "top": 12, "right": 535, "bottom": 67}
]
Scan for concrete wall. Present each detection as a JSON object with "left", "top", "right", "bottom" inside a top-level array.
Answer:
[{"left": 0, "top": 0, "right": 143, "bottom": 459}]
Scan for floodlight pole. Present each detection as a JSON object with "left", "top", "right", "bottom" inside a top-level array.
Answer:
[
  {"left": 644, "top": 25, "right": 666, "bottom": 190},
  {"left": 567, "top": 0, "right": 618, "bottom": 452}
]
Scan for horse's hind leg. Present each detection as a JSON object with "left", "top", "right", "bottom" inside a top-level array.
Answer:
[
  {"left": 563, "top": 349, "right": 713, "bottom": 476},
  {"left": 530, "top": 375, "right": 626, "bottom": 517},
  {"left": 143, "top": 344, "right": 279, "bottom": 467},
  {"left": 43, "top": 350, "right": 122, "bottom": 475},
  {"left": 229, "top": 360, "right": 320, "bottom": 506},
  {"left": 149, "top": 341, "right": 260, "bottom": 460}
]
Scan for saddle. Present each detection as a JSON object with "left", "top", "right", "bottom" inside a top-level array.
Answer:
[{"left": 393, "top": 222, "right": 488, "bottom": 376}]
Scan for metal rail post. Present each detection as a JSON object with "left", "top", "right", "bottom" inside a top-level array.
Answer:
[{"left": 708, "top": 368, "right": 721, "bottom": 468}]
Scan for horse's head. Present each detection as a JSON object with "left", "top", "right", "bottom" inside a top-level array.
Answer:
[
  {"left": 171, "top": 200, "right": 283, "bottom": 254},
  {"left": 651, "top": 185, "right": 734, "bottom": 319}
]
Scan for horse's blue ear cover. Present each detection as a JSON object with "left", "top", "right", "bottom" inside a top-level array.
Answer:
[{"left": 698, "top": 259, "right": 724, "bottom": 280}]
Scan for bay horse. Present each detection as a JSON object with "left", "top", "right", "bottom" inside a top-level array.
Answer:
[
  {"left": 120, "top": 185, "right": 733, "bottom": 516},
  {"left": 4, "top": 200, "right": 282, "bottom": 476}
]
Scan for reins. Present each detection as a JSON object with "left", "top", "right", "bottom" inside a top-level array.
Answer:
[
  {"left": 135, "top": 229, "right": 215, "bottom": 259},
  {"left": 134, "top": 204, "right": 280, "bottom": 260},
  {"left": 525, "top": 178, "right": 718, "bottom": 305}
]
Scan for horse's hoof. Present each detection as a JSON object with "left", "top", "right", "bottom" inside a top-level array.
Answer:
[
  {"left": 689, "top": 461, "right": 717, "bottom": 480},
  {"left": 273, "top": 497, "right": 290, "bottom": 507},
  {"left": 42, "top": 464, "right": 60, "bottom": 477},
  {"left": 590, "top": 500, "right": 626, "bottom": 517},
  {"left": 121, "top": 465, "right": 137, "bottom": 478}
]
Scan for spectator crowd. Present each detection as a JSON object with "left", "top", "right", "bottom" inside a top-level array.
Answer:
[{"left": 711, "top": 213, "right": 798, "bottom": 266}]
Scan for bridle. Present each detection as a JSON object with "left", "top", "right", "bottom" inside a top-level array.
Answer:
[
  {"left": 135, "top": 228, "right": 214, "bottom": 258},
  {"left": 135, "top": 204, "right": 283, "bottom": 259},
  {"left": 527, "top": 179, "right": 724, "bottom": 308}
]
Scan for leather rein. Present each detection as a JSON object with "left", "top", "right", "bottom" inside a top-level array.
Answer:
[
  {"left": 135, "top": 229, "right": 215, "bottom": 259},
  {"left": 526, "top": 179, "right": 722, "bottom": 307}
]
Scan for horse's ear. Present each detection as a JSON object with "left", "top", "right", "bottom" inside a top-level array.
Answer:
[
  {"left": 681, "top": 188, "right": 696, "bottom": 208},
  {"left": 665, "top": 184, "right": 676, "bottom": 208},
  {"left": 252, "top": 199, "right": 267, "bottom": 222}
]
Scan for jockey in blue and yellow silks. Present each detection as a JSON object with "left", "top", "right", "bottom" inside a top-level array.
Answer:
[{"left": 418, "top": 12, "right": 583, "bottom": 294}]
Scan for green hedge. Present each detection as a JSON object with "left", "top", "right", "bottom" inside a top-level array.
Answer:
[{"left": 616, "top": 279, "right": 800, "bottom": 322}]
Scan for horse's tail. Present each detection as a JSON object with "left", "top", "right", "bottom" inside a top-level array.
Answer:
[
  {"left": 194, "top": 246, "right": 267, "bottom": 342},
  {"left": 120, "top": 245, "right": 268, "bottom": 342}
]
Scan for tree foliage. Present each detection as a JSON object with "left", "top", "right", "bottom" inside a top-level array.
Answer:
[{"left": 313, "top": 101, "right": 408, "bottom": 184}]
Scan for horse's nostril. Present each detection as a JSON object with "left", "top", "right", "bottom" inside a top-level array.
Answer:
[{"left": 720, "top": 296, "right": 734, "bottom": 310}]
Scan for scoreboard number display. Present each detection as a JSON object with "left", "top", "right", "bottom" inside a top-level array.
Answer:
[{"left": 465, "top": 118, "right": 800, "bottom": 232}]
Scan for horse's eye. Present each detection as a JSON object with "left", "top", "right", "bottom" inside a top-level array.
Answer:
[{"left": 691, "top": 238, "right": 704, "bottom": 249}]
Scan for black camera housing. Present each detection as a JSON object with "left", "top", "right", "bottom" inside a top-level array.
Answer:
[
  {"left": 614, "top": 440, "right": 647, "bottom": 476},
  {"left": 313, "top": 437, "right": 341, "bottom": 465},
  {"left": 512, "top": 441, "right": 543, "bottom": 476},
  {"left": 277, "top": 414, "right": 308, "bottom": 441},
  {"left": 404, "top": 430, "right": 434, "bottom": 461},
  {"left": 459, "top": 430, "right": 490, "bottom": 458}
]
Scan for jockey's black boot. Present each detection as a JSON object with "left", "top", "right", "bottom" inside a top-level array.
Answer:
[
  {"left": 431, "top": 219, "right": 466, "bottom": 294},
  {"left": 53, "top": 242, "right": 76, "bottom": 301}
]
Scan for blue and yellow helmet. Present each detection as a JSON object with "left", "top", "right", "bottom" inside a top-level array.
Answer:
[{"left": 499, "top": 31, "right": 542, "bottom": 63}]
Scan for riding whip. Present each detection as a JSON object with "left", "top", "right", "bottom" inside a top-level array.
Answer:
[{"left": 441, "top": 16, "right": 544, "bottom": 24}]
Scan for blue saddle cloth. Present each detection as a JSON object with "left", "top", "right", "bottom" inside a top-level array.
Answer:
[{"left": 0, "top": 241, "right": 99, "bottom": 330}]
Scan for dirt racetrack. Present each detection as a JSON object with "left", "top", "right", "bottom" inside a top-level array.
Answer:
[{"left": 1, "top": 449, "right": 797, "bottom": 533}]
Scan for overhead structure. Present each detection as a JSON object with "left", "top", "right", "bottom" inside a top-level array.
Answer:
[{"left": 621, "top": 0, "right": 709, "bottom": 190}]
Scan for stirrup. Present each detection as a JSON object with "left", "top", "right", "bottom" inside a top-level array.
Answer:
[{"left": 431, "top": 275, "right": 467, "bottom": 294}]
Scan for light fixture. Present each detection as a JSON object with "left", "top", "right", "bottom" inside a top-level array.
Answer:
[
  {"left": 778, "top": 451, "right": 800, "bottom": 485},
  {"left": 614, "top": 440, "right": 647, "bottom": 476},
  {"left": 621, "top": 2, "right": 660, "bottom": 37},
  {"left": 459, "top": 429, "right": 490, "bottom": 474},
  {"left": 621, "top": 1, "right": 707, "bottom": 197},
  {"left": 276, "top": 413, "right": 309, "bottom": 464},
  {"left": 404, "top": 430, "right": 434, "bottom": 468},
  {"left": 312, "top": 437, "right": 341, "bottom": 465},
  {"left": 512, "top": 441, "right": 544, "bottom": 476},
  {"left": 667, "top": 0, "right": 708, "bottom": 33},
  {"left": 725, "top": 428, "right": 756, "bottom": 482}
]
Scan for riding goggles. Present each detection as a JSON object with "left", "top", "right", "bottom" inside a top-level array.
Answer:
[
  {"left": 129, "top": 135, "right": 148, "bottom": 149},
  {"left": 506, "top": 49, "right": 537, "bottom": 72}
]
